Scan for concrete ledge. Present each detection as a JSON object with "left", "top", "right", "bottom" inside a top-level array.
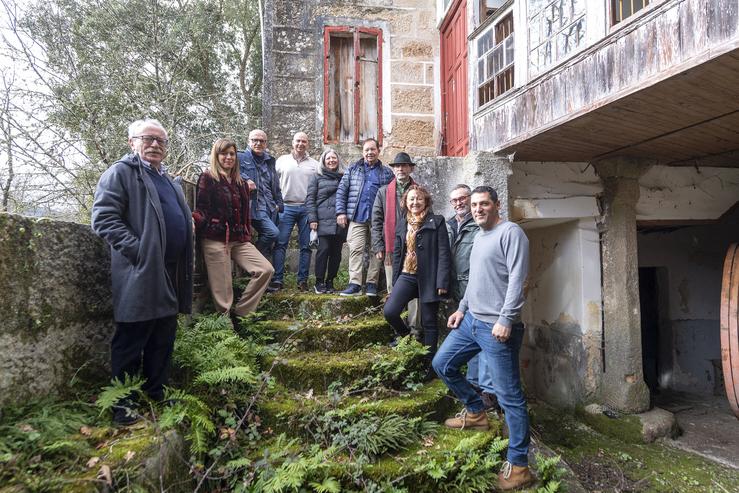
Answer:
[{"left": 0, "top": 213, "right": 114, "bottom": 406}]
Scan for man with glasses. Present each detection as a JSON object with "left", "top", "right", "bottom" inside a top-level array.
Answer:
[
  {"left": 238, "top": 129, "right": 283, "bottom": 258},
  {"left": 92, "top": 118, "right": 193, "bottom": 426},
  {"left": 447, "top": 184, "right": 499, "bottom": 413},
  {"left": 270, "top": 132, "right": 319, "bottom": 292}
]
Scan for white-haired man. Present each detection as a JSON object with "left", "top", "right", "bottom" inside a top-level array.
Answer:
[{"left": 92, "top": 118, "right": 193, "bottom": 426}]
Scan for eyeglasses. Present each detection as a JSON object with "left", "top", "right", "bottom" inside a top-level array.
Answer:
[
  {"left": 450, "top": 195, "right": 470, "bottom": 204},
  {"left": 133, "top": 135, "right": 169, "bottom": 147},
  {"left": 250, "top": 138, "right": 267, "bottom": 144}
]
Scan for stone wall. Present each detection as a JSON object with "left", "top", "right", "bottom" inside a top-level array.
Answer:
[
  {"left": 263, "top": 0, "right": 439, "bottom": 160},
  {"left": 0, "top": 213, "right": 114, "bottom": 407}
]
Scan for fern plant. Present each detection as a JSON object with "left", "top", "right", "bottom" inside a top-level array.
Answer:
[
  {"left": 173, "top": 314, "right": 261, "bottom": 398},
  {"left": 414, "top": 435, "right": 508, "bottom": 493},
  {"left": 95, "top": 374, "right": 145, "bottom": 413},
  {"left": 351, "top": 336, "right": 429, "bottom": 392},
  {"left": 535, "top": 453, "right": 566, "bottom": 493},
  {"left": 158, "top": 388, "right": 215, "bottom": 454}
]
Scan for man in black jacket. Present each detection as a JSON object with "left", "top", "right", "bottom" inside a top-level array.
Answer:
[{"left": 92, "top": 118, "right": 193, "bottom": 426}]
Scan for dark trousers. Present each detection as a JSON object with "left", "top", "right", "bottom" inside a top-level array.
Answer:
[
  {"left": 111, "top": 315, "right": 178, "bottom": 401},
  {"left": 383, "top": 273, "right": 440, "bottom": 353},
  {"left": 315, "top": 234, "right": 343, "bottom": 283}
]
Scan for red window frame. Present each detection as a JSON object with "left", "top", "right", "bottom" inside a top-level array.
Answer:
[{"left": 323, "top": 26, "right": 383, "bottom": 146}]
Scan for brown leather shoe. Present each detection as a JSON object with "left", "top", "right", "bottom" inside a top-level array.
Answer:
[
  {"left": 443, "top": 408, "right": 489, "bottom": 430},
  {"left": 497, "top": 461, "right": 535, "bottom": 491}
]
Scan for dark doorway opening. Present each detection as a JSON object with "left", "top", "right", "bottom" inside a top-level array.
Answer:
[{"left": 639, "top": 266, "right": 660, "bottom": 396}]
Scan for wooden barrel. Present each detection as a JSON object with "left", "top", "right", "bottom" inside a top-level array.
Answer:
[{"left": 720, "top": 243, "right": 739, "bottom": 419}]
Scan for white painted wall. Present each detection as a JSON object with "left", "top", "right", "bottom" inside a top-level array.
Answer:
[
  {"left": 510, "top": 162, "right": 739, "bottom": 223},
  {"left": 520, "top": 218, "right": 603, "bottom": 406},
  {"left": 638, "top": 206, "right": 738, "bottom": 394}
]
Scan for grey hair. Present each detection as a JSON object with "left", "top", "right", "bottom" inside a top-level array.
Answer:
[
  {"left": 450, "top": 184, "right": 472, "bottom": 195},
  {"left": 128, "top": 118, "right": 167, "bottom": 139},
  {"left": 317, "top": 148, "right": 345, "bottom": 175}
]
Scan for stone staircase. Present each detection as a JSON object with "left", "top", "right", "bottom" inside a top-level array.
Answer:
[{"left": 247, "top": 290, "right": 512, "bottom": 489}]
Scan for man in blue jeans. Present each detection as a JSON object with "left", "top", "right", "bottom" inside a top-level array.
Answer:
[
  {"left": 238, "top": 129, "right": 283, "bottom": 258},
  {"left": 270, "top": 132, "right": 319, "bottom": 291},
  {"left": 432, "top": 185, "right": 533, "bottom": 491}
]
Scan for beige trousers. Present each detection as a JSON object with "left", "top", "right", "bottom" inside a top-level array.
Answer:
[
  {"left": 347, "top": 221, "right": 382, "bottom": 286},
  {"left": 202, "top": 239, "right": 274, "bottom": 316},
  {"left": 384, "top": 262, "right": 420, "bottom": 329}
]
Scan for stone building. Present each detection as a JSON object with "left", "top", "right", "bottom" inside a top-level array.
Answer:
[{"left": 263, "top": 0, "right": 739, "bottom": 414}]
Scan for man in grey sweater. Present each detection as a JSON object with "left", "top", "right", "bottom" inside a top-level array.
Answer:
[{"left": 432, "top": 185, "right": 533, "bottom": 491}]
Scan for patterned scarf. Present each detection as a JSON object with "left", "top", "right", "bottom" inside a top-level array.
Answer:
[
  {"left": 402, "top": 210, "right": 427, "bottom": 274},
  {"left": 383, "top": 177, "right": 414, "bottom": 256}
]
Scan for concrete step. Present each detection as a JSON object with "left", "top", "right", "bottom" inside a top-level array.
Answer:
[
  {"left": 253, "top": 315, "right": 394, "bottom": 352},
  {"left": 258, "top": 292, "right": 382, "bottom": 320},
  {"left": 260, "top": 379, "right": 455, "bottom": 434},
  {"left": 267, "top": 346, "right": 393, "bottom": 392}
]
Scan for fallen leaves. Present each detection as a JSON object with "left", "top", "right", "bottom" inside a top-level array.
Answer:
[{"left": 97, "top": 465, "right": 112, "bottom": 485}]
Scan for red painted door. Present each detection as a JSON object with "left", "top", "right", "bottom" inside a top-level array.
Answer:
[{"left": 440, "top": 0, "right": 469, "bottom": 157}]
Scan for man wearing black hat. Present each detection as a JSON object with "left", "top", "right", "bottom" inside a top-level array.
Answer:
[{"left": 371, "top": 152, "right": 420, "bottom": 327}]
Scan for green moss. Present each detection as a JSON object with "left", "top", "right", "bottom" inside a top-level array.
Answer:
[
  {"left": 532, "top": 402, "right": 739, "bottom": 492},
  {"left": 365, "top": 427, "right": 501, "bottom": 489},
  {"left": 0, "top": 214, "right": 37, "bottom": 339},
  {"left": 574, "top": 406, "right": 643, "bottom": 443},
  {"left": 256, "top": 316, "right": 393, "bottom": 351},
  {"left": 269, "top": 346, "right": 390, "bottom": 391},
  {"left": 258, "top": 292, "right": 381, "bottom": 320},
  {"left": 260, "top": 380, "right": 455, "bottom": 434}
]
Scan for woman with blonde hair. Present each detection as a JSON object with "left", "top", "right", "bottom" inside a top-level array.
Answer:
[
  {"left": 193, "top": 138, "right": 274, "bottom": 322},
  {"left": 305, "top": 148, "right": 347, "bottom": 293}
]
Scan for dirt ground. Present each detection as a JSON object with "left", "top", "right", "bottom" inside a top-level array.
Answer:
[
  {"left": 655, "top": 390, "right": 739, "bottom": 471},
  {"left": 530, "top": 400, "right": 739, "bottom": 492}
]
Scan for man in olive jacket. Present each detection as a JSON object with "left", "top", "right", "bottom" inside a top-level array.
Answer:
[
  {"left": 92, "top": 118, "right": 193, "bottom": 425},
  {"left": 447, "top": 184, "right": 498, "bottom": 411}
]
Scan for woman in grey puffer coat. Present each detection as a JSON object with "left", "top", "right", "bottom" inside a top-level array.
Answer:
[{"left": 306, "top": 148, "right": 347, "bottom": 293}]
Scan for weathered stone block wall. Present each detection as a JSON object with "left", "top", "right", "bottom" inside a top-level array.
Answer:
[
  {"left": 0, "top": 213, "right": 114, "bottom": 407},
  {"left": 263, "top": 0, "right": 439, "bottom": 160}
]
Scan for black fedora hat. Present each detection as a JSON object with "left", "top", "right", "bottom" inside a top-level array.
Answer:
[{"left": 389, "top": 152, "right": 415, "bottom": 166}]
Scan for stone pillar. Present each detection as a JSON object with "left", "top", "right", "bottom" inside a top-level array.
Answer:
[
  {"left": 462, "top": 151, "right": 513, "bottom": 220},
  {"left": 594, "top": 157, "right": 651, "bottom": 413}
]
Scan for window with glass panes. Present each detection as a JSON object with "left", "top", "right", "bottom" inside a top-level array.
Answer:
[
  {"left": 528, "top": 0, "right": 586, "bottom": 74},
  {"left": 477, "top": 13, "right": 514, "bottom": 107},
  {"left": 611, "top": 0, "right": 654, "bottom": 24}
]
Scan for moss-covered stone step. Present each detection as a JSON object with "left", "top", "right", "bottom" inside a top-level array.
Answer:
[
  {"left": 258, "top": 292, "right": 381, "bottom": 320},
  {"left": 252, "top": 316, "right": 394, "bottom": 351},
  {"left": 268, "top": 346, "right": 392, "bottom": 391},
  {"left": 363, "top": 426, "right": 505, "bottom": 489},
  {"left": 260, "top": 379, "right": 456, "bottom": 433},
  {"left": 253, "top": 423, "right": 509, "bottom": 492},
  {"left": 2, "top": 423, "right": 192, "bottom": 493}
]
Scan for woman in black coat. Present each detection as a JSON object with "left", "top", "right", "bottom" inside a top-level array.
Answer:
[
  {"left": 306, "top": 148, "right": 347, "bottom": 293},
  {"left": 383, "top": 184, "right": 451, "bottom": 355}
]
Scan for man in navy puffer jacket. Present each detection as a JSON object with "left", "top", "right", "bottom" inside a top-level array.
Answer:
[{"left": 335, "top": 138, "right": 393, "bottom": 297}]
